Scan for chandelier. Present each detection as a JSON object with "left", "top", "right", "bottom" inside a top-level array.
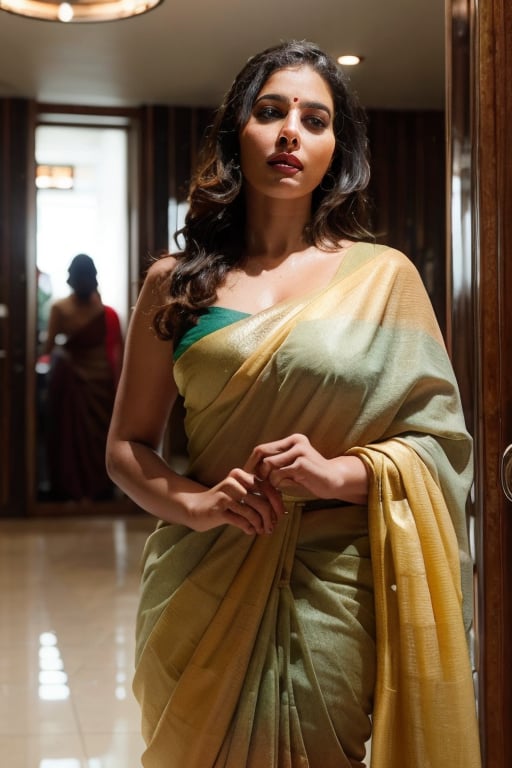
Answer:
[{"left": 0, "top": 0, "right": 163, "bottom": 22}]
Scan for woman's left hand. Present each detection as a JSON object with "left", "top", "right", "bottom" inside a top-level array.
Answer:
[{"left": 244, "top": 433, "right": 369, "bottom": 504}]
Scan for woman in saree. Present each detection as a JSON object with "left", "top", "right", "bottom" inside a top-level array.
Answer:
[
  {"left": 106, "top": 41, "right": 481, "bottom": 767},
  {"left": 44, "top": 253, "right": 123, "bottom": 501}
]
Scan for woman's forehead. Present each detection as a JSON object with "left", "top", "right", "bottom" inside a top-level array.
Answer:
[{"left": 255, "top": 65, "right": 334, "bottom": 107}]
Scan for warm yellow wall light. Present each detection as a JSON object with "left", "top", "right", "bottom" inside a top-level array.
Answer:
[{"left": 36, "top": 165, "right": 75, "bottom": 190}]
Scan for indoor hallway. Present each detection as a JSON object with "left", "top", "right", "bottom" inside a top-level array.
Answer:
[{"left": 0, "top": 514, "right": 155, "bottom": 768}]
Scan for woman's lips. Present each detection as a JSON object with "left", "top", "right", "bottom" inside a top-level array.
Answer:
[{"left": 267, "top": 152, "right": 303, "bottom": 173}]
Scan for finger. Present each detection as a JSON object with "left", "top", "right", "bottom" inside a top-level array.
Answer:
[
  {"left": 232, "top": 498, "right": 268, "bottom": 535},
  {"left": 223, "top": 509, "right": 258, "bottom": 536},
  {"left": 244, "top": 494, "right": 282, "bottom": 534},
  {"left": 242, "top": 491, "right": 279, "bottom": 532},
  {"left": 257, "top": 479, "right": 285, "bottom": 519},
  {"left": 267, "top": 458, "right": 319, "bottom": 496},
  {"left": 244, "top": 438, "right": 290, "bottom": 473},
  {"left": 245, "top": 450, "right": 287, "bottom": 481},
  {"left": 221, "top": 469, "right": 282, "bottom": 531},
  {"left": 246, "top": 435, "right": 310, "bottom": 476},
  {"left": 260, "top": 445, "right": 303, "bottom": 474},
  {"left": 271, "top": 455, "right": 308, "bottom": 482}
]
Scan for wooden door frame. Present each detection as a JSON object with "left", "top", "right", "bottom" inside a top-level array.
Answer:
[
  {"left": 447, "top": 1, "right": 512, "bottom": 765},
  {"left": 27, "top": 106, "right": 142, "bottom": 517},
  {"left": 0, "top": 98, "right": 36, "bottom": 517},
  {"left": 475, "top": 0, "right": 512, "bottom": 763}
]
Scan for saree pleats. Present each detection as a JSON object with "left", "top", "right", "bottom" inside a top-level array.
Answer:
[
  {"left": 135, "top": 503, "right": 374, "bottom": 767},
  {"left": 134, "top": 243, "right": 480, "bottom": 767}
]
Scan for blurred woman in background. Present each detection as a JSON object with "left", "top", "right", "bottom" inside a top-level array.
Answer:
[{"left": 44, "top": 253, "right": 123, "bottom": 502}]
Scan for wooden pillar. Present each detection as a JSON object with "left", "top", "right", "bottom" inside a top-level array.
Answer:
[{"left": 0, "top": 98, "right": 36, "bottom": 516}]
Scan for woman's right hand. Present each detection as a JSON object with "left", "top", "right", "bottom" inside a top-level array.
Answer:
[{"left": 184, "top": 468, "right": 285, "bottom": 536}]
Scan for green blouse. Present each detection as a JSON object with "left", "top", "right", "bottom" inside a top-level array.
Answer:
[{"left": 173, "top": 306, "right": 250, "bottom": 361}]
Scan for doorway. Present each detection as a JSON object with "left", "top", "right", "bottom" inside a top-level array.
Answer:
[
  {"left": 32, "top": 113, "right": 138, "bottom": 514},
  {"left": 35, "top": 124, "right": 129, "bottom": 330}
]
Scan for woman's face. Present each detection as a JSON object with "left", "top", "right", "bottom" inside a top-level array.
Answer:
[{"left": 239, "top": 65, "right": 336, "bottom": 201}]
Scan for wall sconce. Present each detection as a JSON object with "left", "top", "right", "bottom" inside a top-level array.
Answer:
[
  {"left": 0, "top": 0, "right": 163, "bottom": 22},
  {"left": 36, "top": 165, "right": 75, "bottom": 190}
]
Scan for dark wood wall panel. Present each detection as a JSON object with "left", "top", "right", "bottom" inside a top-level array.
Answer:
[
  {"left": 138, "top": 105, "right": 213, "bottom": 275},
  {"left": 0, "top": 98, "right": 35, "bottom": 516},
  {"left": 367, "top": 109, "right": 446, "bottom": 333}
]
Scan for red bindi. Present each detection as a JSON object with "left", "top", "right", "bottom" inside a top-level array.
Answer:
[{"left": 293, "top": 97, "right": 299, "bottom": 102}]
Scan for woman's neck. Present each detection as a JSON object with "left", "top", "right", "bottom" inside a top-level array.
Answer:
[{"left": 243, "top": 192, "right": 312, "bottom": 264}]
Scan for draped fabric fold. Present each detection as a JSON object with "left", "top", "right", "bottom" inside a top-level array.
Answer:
[
  {"left": 351, "top": 441, "right": 480, "bottom": 768},
  {"left": 134, "top": 242, "right": 480, "bottom": 767}
]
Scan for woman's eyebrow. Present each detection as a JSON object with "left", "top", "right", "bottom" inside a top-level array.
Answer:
[{"left": 254, "top": 93, "right": 332, "bottom": 118}]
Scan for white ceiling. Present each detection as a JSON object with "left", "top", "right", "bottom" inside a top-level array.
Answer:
[{"left": 0, "top": 0, "right": 445, "bottom": 110}]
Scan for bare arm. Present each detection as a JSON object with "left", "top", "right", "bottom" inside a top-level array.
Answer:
[
  {"left": 106, "top": 258, "right": 284, "bottom": 534},
  {"left": 43, "top": 303, "right": 61, "bottom": 354}
]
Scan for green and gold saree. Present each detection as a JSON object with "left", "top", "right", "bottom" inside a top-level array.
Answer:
[{"left": 133, "top": 243, "right": 480, "bottom": 767}]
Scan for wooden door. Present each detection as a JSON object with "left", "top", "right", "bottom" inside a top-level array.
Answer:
[
  {"left": 476, "top": 0, "right": 512, "bottom": 763},
  {"left": 447, "top": 1, "right": 512, "bottom": 765}
]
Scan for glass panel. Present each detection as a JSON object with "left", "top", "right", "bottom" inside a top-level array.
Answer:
[{"left": 35, "top": 124, "right": 129, "bottom": 502}]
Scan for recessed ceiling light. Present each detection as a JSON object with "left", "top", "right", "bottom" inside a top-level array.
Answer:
[{"left": 337, "top": 55, "right": 363, "bottom": 66}]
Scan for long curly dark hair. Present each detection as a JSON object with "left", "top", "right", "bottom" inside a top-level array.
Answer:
[{"left": 154, "top": 39, "right": 373, "bottom": 342}]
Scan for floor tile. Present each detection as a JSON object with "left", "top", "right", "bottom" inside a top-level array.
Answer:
[
  {"left": 83, "top": 732, "right": 145, "bottom": 768},
  {"left": 0, "top": 515, "right": 153, "bottom": 768},
  {"left": 0, "top": 733, "right": 87, "bottom": 768},
  {"left": 71, "top": 676, "right": 141, "bottom": 734},
  {"left": 0, "top": 682, "right": 79, "bottom": 736}
]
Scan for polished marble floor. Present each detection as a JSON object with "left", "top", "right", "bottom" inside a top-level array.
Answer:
[{"left": 0, "top": 514, "right": 156, "bottom": 768}]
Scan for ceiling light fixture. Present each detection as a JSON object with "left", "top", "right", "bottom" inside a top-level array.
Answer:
[
  {"left": 337, "top": 55, "right": 363, "bottom": 66},
  {"left": 0, "top": 0, "right": 163, "bottom": 22},
  {"left": 36, "top": 165, "right": 75, "bottom": 190}
]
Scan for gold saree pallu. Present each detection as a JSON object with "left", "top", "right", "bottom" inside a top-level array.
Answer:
[{"left": 134, "top": 243, "right": 481, "bottom": 767}]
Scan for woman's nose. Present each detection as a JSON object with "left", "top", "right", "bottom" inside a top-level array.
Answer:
[
  {"left": 277, "top": 116, "right": 300, "bottom": 149},
  {"left": 278, "top": 133, "right": 298, "bottom": 148}
]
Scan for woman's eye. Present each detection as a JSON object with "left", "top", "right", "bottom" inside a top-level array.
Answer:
[
  {"left": 304, "top": 115, "right": 328, "bottom": 130},
  {"left": 255, "top": 106, "right": 283, "bottom": 121}
]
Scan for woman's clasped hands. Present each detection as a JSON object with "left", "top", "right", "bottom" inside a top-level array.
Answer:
[
  {"left": 187, "top": 468, "right": 283, "bottom": 536},
  {"left": 191, "top": 434, "right": 368, "bottom": 534},
  {"left": 244, "top": 433, "right": 369, "bottom": 509},
  {"left": 188, "top": 433, "right": 368, "bottom": 536}
]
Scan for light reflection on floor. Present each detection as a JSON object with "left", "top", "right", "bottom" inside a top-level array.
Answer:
[{"left": 0, "top": 515, "right": 155, "bottom": 768}]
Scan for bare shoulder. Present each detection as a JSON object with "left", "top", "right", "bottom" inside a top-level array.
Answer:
[
  {"left": 49, "top": 296, "right": 77, "bottom": 324},
  {"left": 138, "top": 254, "right": 178, "bottom": 307},
  {"left": 50, "top": 296, "right": 68, "bottom": 312},
  {"left": 145, "top": 254, "right": 178, "bottom": 283}
]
